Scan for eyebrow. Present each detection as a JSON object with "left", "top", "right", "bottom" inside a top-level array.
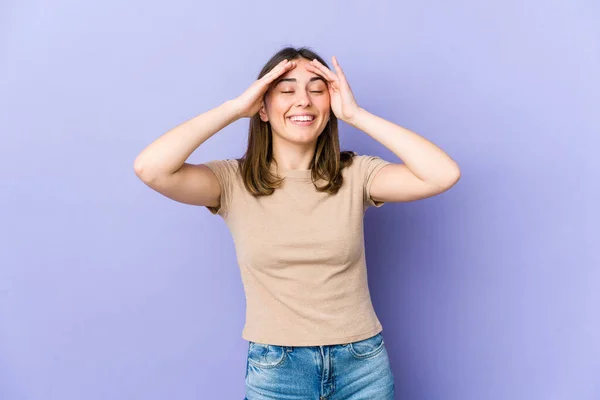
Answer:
[{"left": 274, "top": 76, "right": 326, "bottom": 86}]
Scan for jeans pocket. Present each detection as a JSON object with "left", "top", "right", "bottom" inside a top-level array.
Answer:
[
  {"left": 247, "top": 342, "right": 288, "bottom": 368},
  {"left": 347, "top": 333, "right": 385, "bottom": 360}
]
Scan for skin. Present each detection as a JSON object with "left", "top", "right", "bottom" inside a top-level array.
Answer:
[
  {"left": 134, "top": 54, "right": 461, "bottom": 210},
  {"left": 260, "top": 55, "right": 462, "bottom": 201},
  {"left": 259, "top": 58, "right": 331, "bottom": 171}
]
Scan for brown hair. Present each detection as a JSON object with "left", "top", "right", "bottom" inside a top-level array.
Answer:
[{"left": 237, "top": 46, "right": 356, "bottom": 196}]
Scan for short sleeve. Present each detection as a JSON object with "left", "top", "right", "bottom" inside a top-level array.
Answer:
[
  {"left": 203, "top": 159, "right": 238, "bottom": 217},
  {"left": 359, "top": 155, "right": 392, "bottom": 209}
]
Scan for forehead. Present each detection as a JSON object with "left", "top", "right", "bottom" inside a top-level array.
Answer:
[{"left": 277, "top": 58, "right": 323, "bottom": 83}]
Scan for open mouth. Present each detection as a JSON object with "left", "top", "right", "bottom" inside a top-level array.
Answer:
[{"left": 288, "top": 115, "right": 316, "bottom": 126}]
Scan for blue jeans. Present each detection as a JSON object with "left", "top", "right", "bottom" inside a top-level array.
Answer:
[{"left": 244, "top": 332, "right": 395, "bottom": 399}]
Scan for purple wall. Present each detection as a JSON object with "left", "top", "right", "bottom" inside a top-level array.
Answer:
[{"left": 2, "top": 1, "right": 599, "bottom": 399}]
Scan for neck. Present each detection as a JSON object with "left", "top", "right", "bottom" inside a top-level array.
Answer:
[{"left": 271, "top": 138, "right": 316, "bottom": 171}]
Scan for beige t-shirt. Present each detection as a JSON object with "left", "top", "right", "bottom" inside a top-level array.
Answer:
[{"left": 204, "top": 154, "right": 391, "bottom": 346}]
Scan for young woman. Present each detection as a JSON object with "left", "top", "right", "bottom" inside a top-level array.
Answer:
[{"left": 134, "top": 47, "right": 460, "bottom": 399}]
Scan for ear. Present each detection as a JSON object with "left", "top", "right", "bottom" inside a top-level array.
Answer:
[{"left": 259, "top": 101, "right": 269, "bottom": 122}]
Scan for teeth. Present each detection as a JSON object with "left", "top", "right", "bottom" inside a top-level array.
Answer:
[{"left": 290, "top": 116, "right": 314, "bottom": 122}]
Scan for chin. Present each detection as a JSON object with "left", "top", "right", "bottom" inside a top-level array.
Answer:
[
  {"left": 288, "top": 130, "right": 323, "bottom": 144},
  {"left": 272, "top": 126, "right": 319, "bottom": 143}
]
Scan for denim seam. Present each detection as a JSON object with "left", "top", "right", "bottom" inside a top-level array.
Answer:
[
  {"left": 348, "top": 339, "right": 385, "bottom": 359},
  {"left": 247, "top": 346, "right": 288, "bottom": 369}
]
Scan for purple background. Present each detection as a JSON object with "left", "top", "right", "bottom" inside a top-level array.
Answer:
[{"left": 2, "top": 1, "right": 599, "bottom": 399}]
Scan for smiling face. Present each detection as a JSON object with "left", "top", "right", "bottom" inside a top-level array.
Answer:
[{"left": 259, "top": 57, "right": 331, "bottom": 146}]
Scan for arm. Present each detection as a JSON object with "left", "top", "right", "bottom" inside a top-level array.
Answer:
[
  {"left": 133, "top": 58, "right": 299, "bottom": 207},
  {"left": 133, "top": 100, "right": 240, "bottom": 206},
  {"left": 307, "top": 56, "right": 460, "bottom": 203},
  {"left": 349, "top": 108, "right": 461, "bottom": 203}
]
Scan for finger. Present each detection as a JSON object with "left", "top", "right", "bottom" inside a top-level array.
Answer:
[
  {"left": 305, "top": 63, "right": 329, "bottom": 81},
  {"left": 305, "top": 64, "right": 338, "bottom": 91},
  {"left": 309, "top": 59, "right": 338, "bottom": 82},
  {"left": 306, "top": 66, "right": 340, "bottom": 95},
  {"left": 332, "top": 56, "right": 346, "bottom": 80},
  {"left": 331, "top": 56, "right": 352, "bottom": 90},
  {"left": 263, "top": 60, "right": 290, "bottom": 81},
  {"left": 262, "top": 60, "right": 295, "bottom": 83},
  {"left": 307, "top": 60, "right": 334, "bottom": 82}
]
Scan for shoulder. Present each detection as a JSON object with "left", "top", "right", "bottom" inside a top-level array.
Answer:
[
  {"left": 345, "top": 153, "right": 391, "bottom": 176},
  {"left": 204, "top": 158, "right": 240, "bottom": 169},
  {"left": 203, "top": 158, "right": 241, "bottom": 178}
]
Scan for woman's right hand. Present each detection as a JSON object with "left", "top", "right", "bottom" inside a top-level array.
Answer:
[{"left": 231, "top": 59, "right": 297, "bottom": 119}]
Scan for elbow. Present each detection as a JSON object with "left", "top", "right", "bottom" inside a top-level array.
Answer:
[
  {"left": 133, "top": 156, "right": 157, "bottom": 183},
  {"left": 434, "top": 163, "right": 460, "bottom": 190},
  {"left": 133, "top": 158, "right": 143, "bottom": 177},
  {"left": 133, "top": 156, "right": 176, "bottom": 184},
  {"left": 133, "top": 156, "right": 146, "bottom": 178},
  {"left": 443, "top": 164, "right": 461, "bottom": 188}
]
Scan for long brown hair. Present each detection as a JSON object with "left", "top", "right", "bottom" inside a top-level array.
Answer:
[{"left": 237, "top": 46, "right": 356, "bottom": 196}]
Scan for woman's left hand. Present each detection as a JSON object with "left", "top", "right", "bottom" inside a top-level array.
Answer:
[{"left": 306, "top": 56, "right": 361, "bottom": 124}]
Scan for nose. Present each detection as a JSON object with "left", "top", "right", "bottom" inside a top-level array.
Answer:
[{"left": 295, "top": 89, "right": 312, "bottom": 107}]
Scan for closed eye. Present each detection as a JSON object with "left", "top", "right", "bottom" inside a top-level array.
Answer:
[{"left": 281, "top": 91, "right": 324, "bottom": 94}]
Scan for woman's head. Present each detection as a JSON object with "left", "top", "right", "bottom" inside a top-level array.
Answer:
[
  {"left": 258, "top": 53, "right": 331, "bottom": 146},
  {"left": 240, "top": 46, "right": 355, "bottom": 196}
]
